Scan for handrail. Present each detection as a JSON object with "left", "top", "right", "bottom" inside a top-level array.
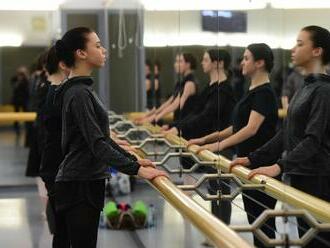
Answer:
[
  {"left": 138, "top": 122, "right": 330, "bottom": 223},
  {"left": 278, "top": 108, "right": 287, "bottom": 119},
  {"left": 0, "top": 109, "right": 288, "bottom": 124},
  {"left": 121, "top": 153, "right": 253, "bottom": 247},
  {"left": 0, "top": 112, "right": 36, "bottom": 122},
  {"left": 148, "top": 176, "right": 252, "bottom": 248},
  {"left": 126, "top": 109, "right": 288, "bottom": 121}
]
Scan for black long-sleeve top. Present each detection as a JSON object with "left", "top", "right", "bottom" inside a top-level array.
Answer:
[
  {"left": 25, "top": 77, "right": 50, "bottom": 177},
  {"left": 174, "top": 80, "right": 236, "bottom": 140},
  {"left": 54, "top": 76, "right": 140, "bottom": 182},
  {"left": 11, "top": 77, "right": 30, "bottom": 106},
  {"left": 39, "top": 84, "right": 63, "bottom": 182},
  {"left": 248, "top": 74, "right": 330, "bottom": 175}
]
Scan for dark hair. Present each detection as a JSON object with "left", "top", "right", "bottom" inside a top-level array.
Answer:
[
  {"left": 182, "top": 53, "right": 197, "bottom": 70},
  {"left": 55, "top": 27, "right": 93, "bottom": 67},
  {"left": 45, "top": 46, "right": 60, "bottom": 75},
  {"left": 34, "top": 50, "right": 48, "bottom": 71},
  {"left": 247, "top": 43, "right": 274, "bottom": 73},
  {"left": 207, "top": 49, "right": 231, "bottom": 70},
  {"left": 145, "top": 59, "right": 152, "bottom": 69},
  {"left": 302, "top": 25, "right": 330, "bottom": 65}
]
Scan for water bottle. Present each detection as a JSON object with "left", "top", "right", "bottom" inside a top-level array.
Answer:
[
  {"left": 147, "top": 204, "right": 155, "bottom": 228},
  {"left": 99, "top": 211, "right": 107, "bottom": 229}
]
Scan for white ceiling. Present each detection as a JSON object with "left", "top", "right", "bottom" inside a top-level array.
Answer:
[
  {"left": 1, "top": 0, "right": 330, "bottom": 11},
  {"left": 0, "top": 0, "right": 330, "bottom": 47}
]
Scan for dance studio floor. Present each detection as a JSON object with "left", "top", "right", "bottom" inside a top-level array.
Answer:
[{"left": 1, "top": 128, "right": 301, "bottom": 248}]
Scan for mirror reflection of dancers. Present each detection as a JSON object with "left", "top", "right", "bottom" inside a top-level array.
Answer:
[
  {"left": 231, "top": 26, "right": 330, "bottom": 248},
  {"left": 191, "top": 43, "right": 279, "bottom": 248}
]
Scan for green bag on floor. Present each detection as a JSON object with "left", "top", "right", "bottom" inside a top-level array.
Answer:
[
  {"left": 132, "top": 200, "right": 148, "bottom": 218},
  {"left": 103, "top": 201, "right": 120, "bottom": 219}
]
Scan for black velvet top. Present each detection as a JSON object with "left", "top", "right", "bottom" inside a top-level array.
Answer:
[
  {"left": 39, "top": 84, "right": 63, "bottom": 182},
  {"left": 55, "top": 76, "right": 140, "bottom": 182},
  {"left": 249, "top": 74, "right": 330, "bottom": 175}
]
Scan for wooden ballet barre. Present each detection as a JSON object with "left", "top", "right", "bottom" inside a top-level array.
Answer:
[
  {"left": 0, "top": 108, "right": 287, "bottom": 124},
  {"left": 126, "top": 108, "right": 288, "bottom": 122},
  {"left": 136, "top": 122, "right": 330, "bottom": 224},
  {"left": 150, "top": 175, "right": 252, "bottom": 248},
  {"left": 0, "top": 112, "right": 37, "bottom": 122},
  {"left": 126, "top": 112, "right": 174, "bottom": 122},
  {"left": 278, "top": 108, "right": 287, "bottom": 118},
  {"left": 112, "top": 130, "right": 252, "bottom": 248}
]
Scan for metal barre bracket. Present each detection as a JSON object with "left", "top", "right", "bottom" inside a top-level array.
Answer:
[
  {"left": 177, "top": 173, "right": 265, "bottom": 201},
  {"left": 230, "top": 209, "right": 330, "bottom": 247},
  {"left": 154, "top": 152, "right": 217, "bottom": 174}
]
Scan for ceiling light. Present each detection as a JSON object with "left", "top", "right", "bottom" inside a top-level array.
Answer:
[
  {"left": 0, "top": 34, "right": 23, "bottom": 47},
  {"left": 270, "top": 0, "right": 330, "bottom": 9},
  {"left": 0, "top": 0, "right": 64, "bottom": 11},
  {"left": 141, "top": 0, "right": 267, "bottom": 11}
]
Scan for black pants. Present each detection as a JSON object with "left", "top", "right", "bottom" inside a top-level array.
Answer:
[
  {"left": 181, "top": 149, "right": 233, "bottom": 225},
  {"left": 55, "top": 180, "right": 105, "bottom": 248},
  {"left": 242, "top": 190, "right": 277, "bottom": 248},
  {"left": 44, "top": 180, "right": 70, "bottom": 248},
  {"left": 208, "top": 177, "right": 232, "bottom": 224},
  {"left": 13, "top": 104, "right": 28, "bottom": 139},
  {"left": 62, "top": 203, "right": 101, "bottom": 248},
  {"left": 290, "top": 175, "right": 330, "bottom": 248}
]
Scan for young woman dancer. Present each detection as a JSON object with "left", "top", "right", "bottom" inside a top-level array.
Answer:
[
  {"left": 54, "top": 27, "right": 167, "bottom": 248},
  {"left": 231, "top": 25, "right": 330, "bottom": 248},
  {"left": 136, "top": 53, "right": 198, "bottom": 124},
  {"left": 190, "top": 43, "right": 278, "bottom": 248},
  {"left": 166, "top": 50, "right": 236, "bottom": 247}
]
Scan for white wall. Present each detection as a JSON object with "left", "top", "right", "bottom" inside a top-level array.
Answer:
[
  {"left": 0, "top": 11, "right": 55, "bottom": 46},
  {"left": 144, "top": 8, "right": 330, "bottom": 48},
  {"left": 0, "top": 7, "right": 330, "bottom": 47}
]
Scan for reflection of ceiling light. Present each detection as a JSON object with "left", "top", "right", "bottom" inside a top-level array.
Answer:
[
  {"left": 0, "top": 34, "right": 23, "bottom": 47},
  {"left": 141, "top": 0, "right": 267, "bottom": 11},
  {"left": 0, "top": 199, "right": 25, "bottom": 228},
  {"left": 144, "top": 32, "right": 295, "bottom": 49},
  {"left": 270, "top": 0, "right": 330, "bottom": 9},
  {"left": 0, "top": 0, "right": 65, "bottom": 11}
]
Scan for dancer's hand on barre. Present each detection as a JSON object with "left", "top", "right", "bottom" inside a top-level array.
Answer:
[
  {"left": 195, "top": 142, "right": 223, "bottom": 154},
  {"left": 229, "top": 157, "right": 251, "bottom": 172},
  {"left": 137, "top": 158, "right": 156, "bottom": 168},
  {"left": 161, "top": 125, "right": 169, "bottom": 131},
  {"left": 133, "top": 117, "right": 145, "bottom": 125},
  {"left": 187, "top": 137, "right": 206, "bottom": 147},
  {"left": 120, "top": 145, "right": 138, "bottom": 153},
  {"left": 162, "top": 127, "right": 178, "bottom": 135},
  {"left": 142, "top": 115, "right": 156, "bottom": 124},
  {"left": 110, "top": 131, "right": 118, "bottom": 139},
  {"left": 247, "top": 164, "right": 281, "bottom": 180},
  {"left": 137, "top": 166, "right": 168, "bottom": 180},
  {"left": 114, "top": 138, "right": 130, "bottom": 146}
]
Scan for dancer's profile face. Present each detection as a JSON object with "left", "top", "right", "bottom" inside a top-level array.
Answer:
[
  {"left": 174, "top": 55, "right": 180, "bottom": 74},
  {"left": 241, "top": 49, "right": 256, "bottom": 76},
  {"left": 201, "top": 52, "right": 212, "bottom": 73},
  {"left": 79, "top": 32, "right": 107, "bottom": 68},
  {"left": 291, "top": 30, "right": 316, "bottom": 68}
]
